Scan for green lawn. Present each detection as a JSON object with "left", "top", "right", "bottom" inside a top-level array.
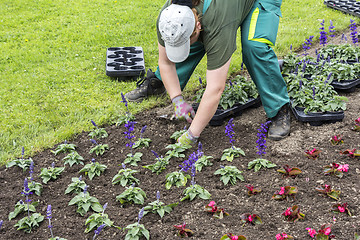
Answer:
[{"left": 0, "top": 0, "right": 355, "bottom": 164}]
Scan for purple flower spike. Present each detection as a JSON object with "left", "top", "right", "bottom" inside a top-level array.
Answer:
[
  {"left": 21, "top": 147, "right": 25, "bottom": 158},
  {"left": 90, "top": 139, "right": 98, "bottom": 145},
  {"left": 151, "top": 150, "right": 159, "bottom": 159},
  {"left": 290, "top": 44, "right": 292, "bottom": 51},
  {"left": 299, "top": 80, "right": 303, "bottom": 89},
  {"left": 312, "top": 86, "right": 316, "bottom": 99},
  {"left": 329, "top": 20, "right": 335, "bottom": 38},
  {"left": 319, "top": 19, "right": 327, "bottom": 47},
  {"left": 121, "top": 92, "right": 128, "bottom": 108},
  {"left": 198, "top": 77, "right": 202, "bottom": 85},
  {"left": 156, "top": 191, "right": 160, "bottom": 201},
  {"left": 91, "top": 158, "right": 96, "bottom": 163},
  {"left": 83, "top": 185, "right": 88, "bottom": 194},
  {"left": 122, "top": 163, "right": 126, "bottom": 169},
  {"left": 51, "top": 162, "right": 55, "bottom": 168},
  {"left": 256, "top": 121, "right": 271, "bottom": 156},
  {"left": 225, "top": 118, "right": 235, "bottom": 145},
  {"left": 350, "top": 19, "right": 358, "bottom": 45},
  {"left": 103, "top": 203, "right": 108, "bottom": 212},
  {"left": 91, "top": 120, "right": 97, "bottom": 128},
  {"left": 220, "top": 165, "right": 225, "bottom": 168},
  {"left": 0, "top": 220, "right": 3, "bottom": 231},
  {"left": 138, "top": 207, "right": 144, "bottom": 224},
  {"left": 79, "top": 175, "right": 82, "bottom": 181},
  {"left": 241, "top": 62, "right": 244, "bottom": 70},
  {"left": 47, "top": 205, "right": 52, "bottom": 220},
  {"left": 141, "top": 125, "right": 147, "bottom": 134},
  {"left": 29, "top": 161, "right": 34, "bottom": 181},
  {"left": 93, "top": 224, "right": 106, "bottom": 239}
]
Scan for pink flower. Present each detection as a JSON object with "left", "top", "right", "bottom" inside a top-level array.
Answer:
[
  {"left": 338, "top": 206, "right": 345, "bottom": 212},
  {"left": 248, "top": 215, "right": 253, "bottom": 222},
  {"left": 208, "top": 201, "right": 216, "bottom": 207},
  {"left": 324, "top": 227, "right": 331, "bottom": 235},
  {"left": 278, "top": 187, "right": 285, "bottom": 195},
  {"left": 275, "top": 234, "right": 283, "bottom": 240},
  {"left": 337, "top": 164, "right": 349, "bottom": 172},
  {"left": 231, "top": 236, "right": 238, "bottom": 240},
  {"left": 306, "top": 228, "right": 317, "bottom": 238},
  {"left": 283, "top": 207, "right": 291, "bottom": 216}
]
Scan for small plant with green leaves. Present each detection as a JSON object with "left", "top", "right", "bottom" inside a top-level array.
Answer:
[
  {"left": 89, "top": 139, "right": 109, "bottom": 156},
  {"left": 330, "top": 135, "right": 344, "bottom": 145},
  {"left": 52, "top": 141, "right": 76, "bottom": 155},
  {"left": 79, "top": 158, "right": 107, "bottom": 180},
  {"left": 340, "top": 148, "right": 360, "bottom": 158},
  {"left": 40, "top": 162, "right": 65, "bottom": 184},
  {"left": 143, "top": 191, "right": 178, "bottom": 218},
  {"left": 306, "top": 224, "right": 335, "bottom": 239},
  {"left": 165, "top": 170, "right": 189, "bottom": 189},
  {"left": 305, "top": 148, "right": 321, "bottom": 160},
  {"left": 331, "top": 202, "right": 352, "bottom": 216},
  {"left": 143, "top": 151, "right": 169, "bottom": 175},
  {"left": 354, "top": 232, "right": 360, "bottom": 240},
  {"left": 116, "top": 184, "right": 147, "bottom": 205},
  {"left": 281, "top": 205, "right": 305, "bottom": 222},
  {"left": 68, "top": 186, "right": 103, "bottom": 216},
  {"left": 62, "top": 151, "right": 84, "bottom": 167},
  {"left": 132, "top": 125, "right": 152, "bottom": 149},
  {"left": 165, "top": 142, "right": 191, "bottom": 160},
  {"left": 248, "top": 159, "right": 277, "bottom": 172},
  {"left": 85, "top": 203, "right": 114, "bottom": 233},
  {"left": 214, "top": 165, "right": 244, "bottom": 185},
  {"left": 245, "top": 184, "right": 261, "bottom": 196},
  {"left": 89, "top": 120, "right": 108, "bottom": 139},
  {"left": 170, "top": 127, "right": 187, "bottom": 141},
  {"left": 46, "top": 205, "right": 68, "bottom": 240},
  {"left": 315, "top": 184, "right": 341, "bottom": 201},
  {"left": 220, "top": 233, "right": 247, "bottom": 240},
  {"left": 181, "top": 164, "right": 211, "bottom": 202},
  {"left": 240, "top": 213, "right": 262, "bottom": 226},
  {"left": 14, "top": 178, "right": 44, "bottom": 233},
  {"left": 221, "top": 118, "right": 245, "bottom": 162},
  {"left": 116, "top": 92, "right": 136, "bottom": 126},
  {"left": 323, "top": 162, "right": 348, "bottom": 178},
  {"left": 27, "top": 161, "right": 43, "bottom": 196},
  {"left": 6, "top": 147, "right": 32, "bottom": 172},
  {"left": 173, "top": 222, "right": 194, "bottom": 238},
  {"left": 65, "top": 176, "right": 87, "bottom": 195},
  {"left": 204, "top": 201, "right": 229, "bottom": 219},
  {"left": 9, "top": 200, "right": 39, "bottom": 220},
  {"left": 277, "top": 165, "right": 302, "bottom": 179},
  {"left": 112, "top": 163, "right": 139, "bottom": 187},
  {"left": 123, "top": 152, "right": 143, "bottom": 167},
  {"left": 272, "top": 186, "right": 298, "bottom": 201},
  {"left": 123, "top": 208, "right": 150, "bottom": 240},
  {"left": 195, "top": 150, "right": 213, "bottom": 172}
]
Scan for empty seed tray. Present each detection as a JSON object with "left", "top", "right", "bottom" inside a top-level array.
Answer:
[
  {"left": 106, "top": 47, "right": 145, "bottom": 79},
  {"left": 324, "top": 0, "right": 360, "bottom": 17}
]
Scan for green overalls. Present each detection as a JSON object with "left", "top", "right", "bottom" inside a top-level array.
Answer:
[{"left": 154, "top": 0, "right": 289, "bottom": 118}]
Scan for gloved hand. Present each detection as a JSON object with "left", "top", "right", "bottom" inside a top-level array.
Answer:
[
  {"left": 177, "top": 129, "right": 199, "bottom": 146},
  {"left": 172, "top": 95, "right": 195, "bottom": 123}
]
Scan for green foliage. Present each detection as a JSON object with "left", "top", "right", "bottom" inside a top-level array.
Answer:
[
  {"left": 165, "top": 171, "right": 189, "bottom": 190},
  {"left": 89, "top": 144, "right": 109, "bottom": 156},
  {"left": 65, "top": 177, "right": 87, "bottom": 195},
  {"left": 123, "top": 152, "right": 143, "bottom": 166},
  {"left": 68, "top": 192, "right": 103, "bottom": 216},
  {"left": 143, "top": 156, "right": 169, "bottom": 175},
  {"left": 132, "top": 138, "right": 152, "bottom": 149},
  {"left": 9, "top": 200, "right": 39, "bottom": 220},
  {"left": 221, "top": 146, "right": 245, "bottom": 162},
  {"left": 277, "top": 165, "right": 302, "bottom": 178},
  {"left": 165, "top": 143, "right": 191, "bottom": 160},
  {"left": 62, "top": 151, "right": 84, "bottom": 167},
  {"left": 88, "top": 128, "right": 108, "bottom": 139},
  {"left": 181, "top": 184, "right": 211, "bottom": 201},
  {"left": 220, "top": 234, "right": 247, "bottom": 240},
  {"left": 40, "top": 165, "right": 65, "bottom": 184},
  {"left": 315, "top": 185, "right": 341, "bottom": 201},
  {"left": 248, "top": 159, "right": 277, "bottom": 172},
  {"left": 170, "top": 129, "right": 187, "bottom": 141},
  {"left": 272, "top": 186, "right": 298, "bottom": 201},
  {"left": 6, "top": 158, "right": 33, "bottom": 171},
  {"left": 240, "top": 213, "right": 262, "bottom": 225},
  {"left": 28, "top": 180, "right": 43, "bottom": 196},
  {"left": 14, "top": 213, "right": 44, "bottom": 233},
  {"left": 123, "top": 223, "right": 150, "bottom": 240},
  {"left": 79, "top": 161, "right": 107, "bottom": 180},
  {"left": 112, "top": 168, "right": 139, "bottom": 187},
  {"left": 318, "top": 43, "right": 359, "bottom": 61},
  {"left": 143, "top": 200, "right": 178, "bottom": 218},
  {"left": 214, "top": 166, "right": 244, "bottom": 185},
  {"left": 85, "top": 212, "right": 113, "bottom": 233},
  {"left": 116, "top": 114, "right": 136, "bottom": 127},
  {"left": 52, "top": 143, "right": 76, "bottom": 155},
  {"left": 195, "top": 155, "right": 213, "bottom": 172},
  {"left": 116, "top": 186, "right": 147, "bottom": 205}
]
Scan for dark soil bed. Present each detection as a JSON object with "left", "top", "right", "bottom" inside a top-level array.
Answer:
[{"left": 0, "top": 31, "right": 360, "bottom": 240}]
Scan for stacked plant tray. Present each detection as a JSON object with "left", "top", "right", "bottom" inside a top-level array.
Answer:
[
  {"left": 324, "top": 0, "right": 360, "bottom": 17},
  {"left": 106, "top": 47, "right": 145, "bottom": 79}
]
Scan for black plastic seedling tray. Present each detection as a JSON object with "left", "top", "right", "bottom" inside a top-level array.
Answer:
[
  {"left": 290, "top": 101, "right": 344, "bottom": 126},
  {"left": 324, "top": 0, "right": 360, "bottom": 18},
  {"left": 106, "top": 47, "right": 145, "bottom": 79},
  {"left": 331, "top": 78, "right": 360, "bottom": 92},
  {"left": 192, "top": 97, "right": 262, "bottom": 126}
]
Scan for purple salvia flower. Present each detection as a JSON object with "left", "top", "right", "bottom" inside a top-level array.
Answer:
[
  {"left": 225, "top": 118, "right": 235, "bottom": 146},
  {"left": 22, "top": 178, "right": 32, "bottom": 218},
  {"left": 91, "top": 158, "right": 96, "bottom": 164},
  {"left": 140, "top": 125, "right": 147, "bottom": 138},
  {"left": 93, "top": 224, "right": 106, "bottom": 240},
  {"left": 220, "top": 165, "right": 225, "bottom": 168},
  {"left": 124, "top": 121, "right": 137, "bottom": 148},
  {"left": 312, "top": 86, "right": 316, "bottom": 99},
  {"left": 64, "top": 140, "right": 68, "bottom": 144},
  {"left": 156, "top": 191, "right": 160, "bottom": 202},
  {"left": 198, "top": 77, "right": 202, "bottom": 85},
  {"left": 151, "top": 150, "right": 159, "bottom": 159},
  {"left": 91, "top": 120, "right": 98, "bottom": 128},
  {"left": 315, "top": 49, "right": 318, "bottom": 56},
  {"left": 241, "top": 62, "right": 244, "bottom": 70},
  {"left": 190, "top": 164, "right": 196, "bottom": 186},
  {"left": 329, "top": 20, "right": 335, "bottom": 38},
  {"left": 29, "top": 160, "right": 34, "bottom": 181},
  {"left": 47, "top": 205, "right": 54, "bottom": 238},
  {"left": 319, "top": 19, "right": 327, "bottom": 47},
  {"left": 102, "top": 203, "right": 108, "bottom": 214},
  {"left": 19, "top": 200, "right": 24, "bottom": 205},
  {"left": 229, "top": 80, "right": 233, "bottom": 87},
  {"left": 196, "top": 141, "right": 204, "bottom": 158},
  {"left": 326, "top": 72, "right": 333, "bottom": 84},
  {"left": 21, "top": 147, "right": 25, "bottom": 158},
  {"left": 350, "top": 19, "right": 358, "bottom": 45},
  {"left": 138, "top": 207, "right": 144, "bottom": 225},
  {"left": 0, "top": 220, "right": 3, "bottom": 231},
  {"left": 79, "top": 175, "right": 82, "bottom": 181},
  {"left": 83, "top": 185, "right": 88, "bottom": 194},
  {"left": 290, "top": 44, "right": 292, "bottom": 51},
  {"left": 179, "top": 152, "right": 198, "bottom": 172},
  {"left": 302, "top": 62, "right": 306, "bottom": 73},
  {"left": 256, "top": 121, "right": 271, "bottom": 156},
  {"left": 51, "top": 162, "right": 55, "bottom": 168},
  {"left": 90, "top": 139, "right": 98, "bottom": 145},
  {"left": 302, "top": 35, "right": 314, "bottom": 55},
  {"left": 121, "top": 92, "right": 128, "bottom": 108},
  {"left": 122, "top": 163, "right": 126, "bottom": 169}
]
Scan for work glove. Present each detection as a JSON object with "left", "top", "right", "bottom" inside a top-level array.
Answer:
[
  {"left": 172, "top": 95, "right": 195, "bottom": 123},
  {"left": 177, "top": 129, "right": 199, "bottom": 146}
]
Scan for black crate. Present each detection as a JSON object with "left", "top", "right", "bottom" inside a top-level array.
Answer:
[
  {"left": 331, "top": 78, "right": 360, "bottom": 92},
  {"left": 324, "top": 0, "right": 360, "bottom": 17},
  {"left": 106, "top": 47, "right": 145, "bottom": 79}
]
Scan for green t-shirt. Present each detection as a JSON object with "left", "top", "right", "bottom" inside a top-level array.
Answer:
[{"left": 157, "top": 0, "right": 256, "bottom": 70}]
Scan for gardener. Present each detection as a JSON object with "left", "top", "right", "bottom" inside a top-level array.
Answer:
[{"left": 125, "top": 0, "right": 290, "bottom": 143}]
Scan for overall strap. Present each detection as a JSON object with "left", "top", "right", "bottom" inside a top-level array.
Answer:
[{"left": 203, "top": 0, "right": 212, "bottom": 13}]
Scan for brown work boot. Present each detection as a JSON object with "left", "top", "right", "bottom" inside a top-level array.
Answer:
[{"left": 268, "top": 104, "right": 290, "bottom": 141}]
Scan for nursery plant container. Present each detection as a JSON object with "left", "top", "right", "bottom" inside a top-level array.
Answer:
[
  {"left": 106, "top": 47, "right": 145, "bottom": 79},
  {"left": 324, "top": 0, "right": 360, "bottom": 17},
  {"left": 331, "top": 78, "right": 360, "bottom": 92},
  {"left": 192, "top": 97, "right": 261, "bottom": 126},
  {"left": 290, "top": 100, "right": 344, "bottom": 126}
]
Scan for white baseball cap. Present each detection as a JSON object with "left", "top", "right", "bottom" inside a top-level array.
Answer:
[{"left": 158, "top": 4, "right": 195, "bottom": 63}]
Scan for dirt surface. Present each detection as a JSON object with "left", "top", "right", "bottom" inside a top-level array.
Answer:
[{"left": 0, "top": 31, "right": 360, "bottom": 240}]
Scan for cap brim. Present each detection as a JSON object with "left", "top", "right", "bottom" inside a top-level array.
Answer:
[{"left": 164, "top": 39, "right": 190, "bottom": 63}]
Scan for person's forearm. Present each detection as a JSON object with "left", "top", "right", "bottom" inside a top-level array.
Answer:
[{"left": 158, "top": 43, "right": 182, "bottom": 99}]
